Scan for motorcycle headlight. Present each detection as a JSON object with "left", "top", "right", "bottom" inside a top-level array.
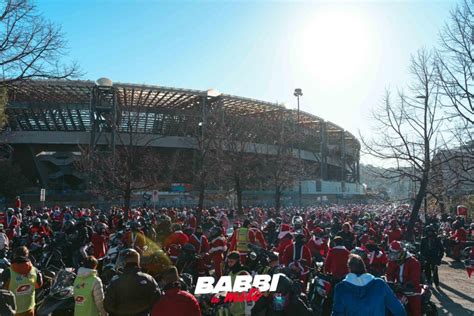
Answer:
[{"left": 316, "top": 286, "right": 327, "bottom": 297}]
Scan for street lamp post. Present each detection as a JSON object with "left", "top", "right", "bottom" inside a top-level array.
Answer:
[{"left": 294, "top": 88, "right": 303, "bottom": 208}]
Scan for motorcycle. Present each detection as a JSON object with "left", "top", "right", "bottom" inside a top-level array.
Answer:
[
  {"left": 443, "top": 239, "right": 474, "bottom": 261},
  {"left": 388, "top": 282, "right": 438, "bottom": 316},
  {"left": 246, "top": 243, "right": 273, "bottom": 274},
  {"left": 308, "top": 270, "right": 334, "bottom": 316},
  {"left": 36, "top": 268, "right": 76, "bottom": 316}
]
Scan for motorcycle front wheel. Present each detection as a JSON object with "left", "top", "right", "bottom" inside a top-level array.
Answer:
[{"left": 424, "top": 302, "right": 438, "bottom": 316}]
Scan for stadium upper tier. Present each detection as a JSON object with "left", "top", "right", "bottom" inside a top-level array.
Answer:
[{"left": 4, "top": 80, "right": 359, "bottom": 153}]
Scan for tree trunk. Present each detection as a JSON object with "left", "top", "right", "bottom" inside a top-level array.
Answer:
[
  {"left": 406, "top": 175, "right": 428, "bottom": 240},
  {"left": 235, "top": 174, "right": 243, "bottom": 215},
  {"left": 124, "top": 183, "right": 131, "bottom": 220},
  {"left": 275, "top": 186, "right": 282, "bottom": 211},
  {"left": 198, "top": 180, "right": 205, "bottom": 213}
]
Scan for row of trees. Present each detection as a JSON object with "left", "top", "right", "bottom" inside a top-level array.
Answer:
[
  {"left": 362, "top": 0, "right": 474, "bottom": 239},
  {"left": 81, "top": 99, "right": 315, "bottom": 214}
]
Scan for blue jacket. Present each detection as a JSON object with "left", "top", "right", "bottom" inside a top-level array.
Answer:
[{"left": 332, "top": 273, "right": 406, "bottom": 316}]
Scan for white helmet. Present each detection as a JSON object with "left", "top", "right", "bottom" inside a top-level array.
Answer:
[{"left": 292, "top": 216, "right": 303, "bottom": 226}]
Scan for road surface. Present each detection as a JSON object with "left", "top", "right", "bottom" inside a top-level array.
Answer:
[{"left": 431, "top": 257, "right": 474, "bottom": 315}]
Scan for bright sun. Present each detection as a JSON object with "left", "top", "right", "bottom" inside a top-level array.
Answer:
[{"left": 294, "top": 8, "right": 373, "bottom": 87}]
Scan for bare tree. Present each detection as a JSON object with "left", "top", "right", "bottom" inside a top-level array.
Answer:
[
  {"left": 0, "top": 86, "right": 6, "bottom": 128},
  {"left": 216, "top": 112, "right": 262, "bottom": 214},
  {"left": 432, "top": 0, "right": 474, "bottom": 201},
  {"left": 260, "top": 110, "right": 301, "bottom": 211},
  {"left": 188, "top": 98, "right": 221, "bottom": 212},
  {"left": 0, "top": 0, "right": 79, "bottom": 83},
  {"left": 78, "top": 101, "right": 169, "bottom": 211},
  {"left": 436, "top": 0, "right": 473, "bottom": 123},
  {"left": 361, "top": 49, "right": 444, "bottom": 239}
]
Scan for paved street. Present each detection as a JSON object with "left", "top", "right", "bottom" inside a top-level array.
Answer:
[{"left": 431, "top": 257, "right": 474, "bottom": 315}]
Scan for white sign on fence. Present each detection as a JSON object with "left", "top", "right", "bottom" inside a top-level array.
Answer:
[
  {"left": 40, "top": 189, "right": 46, "bottom": 202},
  {"left": 152, "top": 190, "right": 159, "bottom": 203}
]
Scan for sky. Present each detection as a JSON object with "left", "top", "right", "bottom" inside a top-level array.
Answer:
[{"left": 36, "top": 0, "right": 458, "bottom": 164}]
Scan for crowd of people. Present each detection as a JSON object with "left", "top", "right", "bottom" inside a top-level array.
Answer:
[{"left": 0, "top": 196, "right": 472, "bottom": 316}]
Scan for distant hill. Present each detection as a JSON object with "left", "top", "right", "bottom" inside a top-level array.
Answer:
[{"left": 360, "top": 164, "right": 412, "bottom": 201}]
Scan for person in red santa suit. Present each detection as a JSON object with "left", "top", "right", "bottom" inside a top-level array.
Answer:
[
  {"left": 208, "top": 226, "right": 227, "bottom": 278},
  {"left": 324, "top": 236, "right": 350, "bottom": 281},
  {"left": 306, "top": 227, "right": 329, "bottom": 261},
  {"left": 249, "top": 221, "right": 267, "bottom": 249},
  {"left": 15, "top": 196, "right": 21, "bottom": 211},
  {"left": 121, "top": 221, "right": 146, "bottom": 253},
  {"left": 466, "top": 246, "right": 474, "bottom": 278},
  {"left": 291, "top": 216, "right": 310, "bottom": 240},
  {"left": 164, "top": 223, "right": 189, "bottom": 263},
  {"left": 449, "top": 220, "right": 468, "bottom": 260},
  {"left": 185, "top": 226, "right": 209, "bottom": 254},
  {"left": 386, "top": 219, "right": 403, "bottom": 243},
  {"left": 4, "top": 208, "right": 20, "bottom": 240},
  {"left": 29, "top": 217, "right": 47, "bottom": 238},
  {"left": 282, "top": 230, "right": 312, "bottom": 284},
  {"left": 386, "top": 240, "right": 421, "bottom": 316},
  {"left": 91, "top": 223, "right": 109, "bottom": 259},
  {"left": 187, "top": 211, "right": 197, "bottom": 229},
  {"left": 361, "top": 237, "right": 387, "bottom": 277},
  {"left": 275, "top": 224, "right": 293, "bottom": 263}
]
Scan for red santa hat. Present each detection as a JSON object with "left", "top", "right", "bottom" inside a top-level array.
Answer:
[
  {"left": 359, "top": 234, "right": 369, "bottom": 245},
  {"left": 312, "top": 227, "right": 324, "bottom": 236},
  {"left": 278, "top": 224, "right": 291, "bottom": 239},
  {"left": 389, "top": 240, "right": 403, "bottom": 252}
]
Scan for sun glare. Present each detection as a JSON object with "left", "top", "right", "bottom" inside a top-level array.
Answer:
[{"left": 294, "top": 8, "right": 374, "bottom": 87}]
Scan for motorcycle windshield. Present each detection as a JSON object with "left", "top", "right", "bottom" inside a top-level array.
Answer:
[{"left": 51, "top": 269, "right": 76, "bottom": 294}]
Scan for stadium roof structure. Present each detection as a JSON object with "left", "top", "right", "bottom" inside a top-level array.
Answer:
[{"left": 5, "top": 79, "right": 359, "bottom": 149}]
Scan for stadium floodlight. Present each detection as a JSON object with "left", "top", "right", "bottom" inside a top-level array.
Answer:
[
  {"left": 96, "top": 77, "right": 113, "bottom": 87},
  {"left": 294, "top": 88, "right": 303, "bottom": 97},
  {"left": 206, "top": 89, "right": 221, "bottom": 97}
]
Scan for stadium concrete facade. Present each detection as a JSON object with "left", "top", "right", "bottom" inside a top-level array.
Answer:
[{"left": 1, "top": 80, "right": 363, "bottom": 204}]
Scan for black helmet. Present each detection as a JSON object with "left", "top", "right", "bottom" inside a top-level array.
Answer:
[
  {"left": 130, "top": 221, "right": 140, "bottom": 231},
  {"left": 209, "top": 226, "right": 222, "bottom": 239},
  {"left": 84, "top": 217, "right": 92, "bottom": 225},
  {"left": 268, "top": 251, "right": 279, "bottom": 262},
  {"left": 266, "top": 219, "right": 276, "bottom": 228},
  {"left": 182, "top": 243, "right": 196, "bottom": 254},
  {"left": 351, "top": 247, "right": 368, "bottom": 261},
  {"left": 63, "top": 220, "right": 75, "bottom": 231}
]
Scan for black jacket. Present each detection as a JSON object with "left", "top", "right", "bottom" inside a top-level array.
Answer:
[
  {"left": 104, "top": 266, "right": 160, "bottom": 316},
  {"left": 420, "top": 236, "right": 444, "bottom": 264}
]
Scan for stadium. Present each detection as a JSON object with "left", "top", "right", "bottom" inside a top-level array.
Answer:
[{"left": 1, "top": 79, "right": 363, "bottom": 205}]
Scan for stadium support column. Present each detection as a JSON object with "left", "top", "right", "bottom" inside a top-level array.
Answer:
[
  {"left": 89, "top": 82, "right": 117, "bottom": 198},
  {"left": 341, "top": 131, "right": 346, "bottom": 193},
  {"left": 320, "top": 121, "right": 328, "bottom": 181}
]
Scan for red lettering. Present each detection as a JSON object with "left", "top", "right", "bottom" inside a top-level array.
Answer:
[
  {"left": 247, "top": 288, "right": 263, "bottom": 302},
  {"left": 222, "top": 289, "right": 262, "bottom": 303},
  {"left": 224, "top": 292, "right": 245, "bottom": 303}
]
